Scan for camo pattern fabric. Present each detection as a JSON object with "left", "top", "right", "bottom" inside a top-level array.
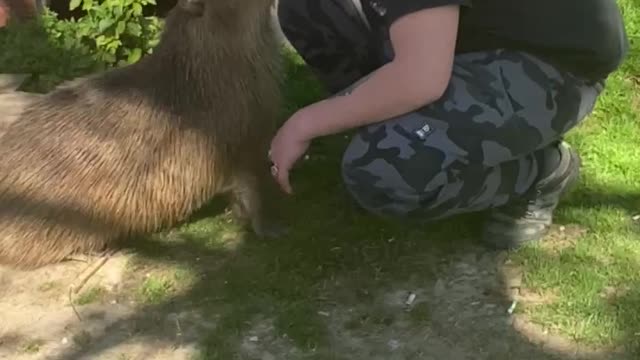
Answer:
[{"left": 277, "top": 0, "right": 604, "bottom": 219}]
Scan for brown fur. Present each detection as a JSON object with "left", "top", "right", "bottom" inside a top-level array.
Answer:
[{"left": 0, "top": 0, "right": 285, "bottom": 269}]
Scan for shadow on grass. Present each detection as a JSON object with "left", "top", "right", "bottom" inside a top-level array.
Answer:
[
  {"left": 564, "top": 185, "right": 640, "bottom": 219},
  {"left": 43, "top": 159, "right": 636, "bottom": 359}
]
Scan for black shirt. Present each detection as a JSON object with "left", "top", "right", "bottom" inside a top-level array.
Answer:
[{"left": 361, "top": 0, "right": 629, "bottom": 81}]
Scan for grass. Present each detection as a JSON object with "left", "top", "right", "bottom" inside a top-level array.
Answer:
[
  {"left": 137, "top": 275, "right": 176, "bottom": 304},
  {"left": 20, "top": 339, "right": 44, "bottom": 354},
  {"left": 75, "top": 286, "right": 108, "bottom": 305},
  {"left": 0, "top": 2, "right": 638, "bottom": 358}
]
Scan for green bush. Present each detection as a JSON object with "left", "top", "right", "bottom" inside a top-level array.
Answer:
[
  {"left": 45, "top": 0, "right": 163, "bottom": 66},
  {"left": 0, "top": 0, "right": 164, "bottom": 91},
  {"left": 0, "top": 18, "right": 99, "bottom": 92}
]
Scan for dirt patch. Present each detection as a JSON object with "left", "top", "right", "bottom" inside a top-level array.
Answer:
[
  {"left": 517, "top": 288, "right": 560, "bottom": 306},
  {"left": 599, "top": 285, "right": 633, "bottom": 304},
  {"left": 0, "top": 252, "right": 200, "bottom": 360},
  {"left": 0, "top": 77, "right": 42, "bottom": 137},
  {"left": 186, "top": 244, "right": 635, "bottom": 360},
  {"left": 538, "top": 224, "right": 588, "bottom": 253},
  {"left": 0, "top": 243, "right": 634, "bottom": 360},
  {"left": 306, "top": 247, "right": 629, "bottom": 360}
]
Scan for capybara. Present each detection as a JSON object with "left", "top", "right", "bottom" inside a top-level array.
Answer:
[{"left": 0, "top": 0, "right": 285, "bottom": 269}]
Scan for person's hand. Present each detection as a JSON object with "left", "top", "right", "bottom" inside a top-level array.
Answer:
[{"left": 269, "top": 109, "right": 313, "bottom": 194}]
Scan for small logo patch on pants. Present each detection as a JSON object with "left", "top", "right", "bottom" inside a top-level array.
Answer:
[{"left": 414, "top": 123, "right": 433, "bottom": 140}]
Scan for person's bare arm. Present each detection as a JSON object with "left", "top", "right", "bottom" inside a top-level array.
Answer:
[
  {"left": 294, "top": 4, "right": 460, "bottom": 140},
  {"left": 269, "top": 5, "right": 461, "bottom": 193}
]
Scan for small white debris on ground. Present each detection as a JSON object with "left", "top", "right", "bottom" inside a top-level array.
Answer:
[
  {"left": 388, "top": 339, "right": 400, "bottom": 351},
  {"left": 405, "top": 292, "right": 416, "bottom": 306}
]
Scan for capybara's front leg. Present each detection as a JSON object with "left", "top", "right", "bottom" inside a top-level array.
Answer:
[{"left": 229, "top": 168, "right": 287, "bottom": 239}]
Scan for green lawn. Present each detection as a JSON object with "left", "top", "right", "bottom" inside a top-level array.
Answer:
[{"left": 1, "top": 2, "right": 639, "bottom": 359}]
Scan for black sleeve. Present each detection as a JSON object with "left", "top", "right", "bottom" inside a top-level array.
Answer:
[{"left": 376, "top": 0, "right": 472, "bottom": 25}]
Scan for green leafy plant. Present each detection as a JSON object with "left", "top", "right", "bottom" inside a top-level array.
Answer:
[
  {"left": 45, "top": 0, "right": 163, "bottom": 67},
  {"left": 0, "top": 0, "right": 164, "bottom": 92},
  {"left": 0, "top": 17, "right": 100, "bottom": 92}
]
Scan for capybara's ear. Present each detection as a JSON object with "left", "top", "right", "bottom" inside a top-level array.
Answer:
[{"left": 179, "top": 0, "right": 204, "bottom": 16}]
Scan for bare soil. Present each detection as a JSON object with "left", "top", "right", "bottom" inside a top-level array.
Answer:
[{"left": 0, "top": 238, "right": 631, "bottom": 360}]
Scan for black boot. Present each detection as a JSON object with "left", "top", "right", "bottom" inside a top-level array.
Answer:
[{"left": 482, "top": 141, "right": 582, "bottom": 250}]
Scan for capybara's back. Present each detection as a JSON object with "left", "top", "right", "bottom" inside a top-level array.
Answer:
[{"left": 0, "top": 0, "right": 283, "bottom": 269}]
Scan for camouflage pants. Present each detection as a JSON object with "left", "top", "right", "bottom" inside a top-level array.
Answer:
[{"left": 277, "top": 0, "right": 604, "bottom": 219}]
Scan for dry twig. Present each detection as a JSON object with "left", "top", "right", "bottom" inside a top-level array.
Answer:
[{"left": 67, "top": 250, "right": 117, "bottom": 321}]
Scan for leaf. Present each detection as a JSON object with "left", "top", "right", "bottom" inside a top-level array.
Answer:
[
  {"left": 95, "top": 35, "right": 106, "bottom": 47},
  {"left": 132, "top": 3, "right": 142, "bottom": 15},
  {"left": 127, "top": 48, "right": 142, "bottom": 64},
  {"left": 69, "top": 0, "right": 81, "bottom": 11},
  {"left": 126, "top": 22, "right": 142, "bottom": 37},
  {"left": 109, "top": 39, "right": 122, "bottom": 50},
  {"left": 81, "top": 0, "right": 94, "bottom": 11},
  {"left": 148, "top": 38, "right": 160, "bottom": 48},
  {"left": 77, "top": 24, "right": 92, "bottom": 37},
  {"left": 104, "top": 53, "right": 117, "bottom": 64},
  {"left": 98, "top": 18, "right": 113, "bottom": 32},
  {"left": 116, "top": 21, "right": 126, "bottom": 35}
]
